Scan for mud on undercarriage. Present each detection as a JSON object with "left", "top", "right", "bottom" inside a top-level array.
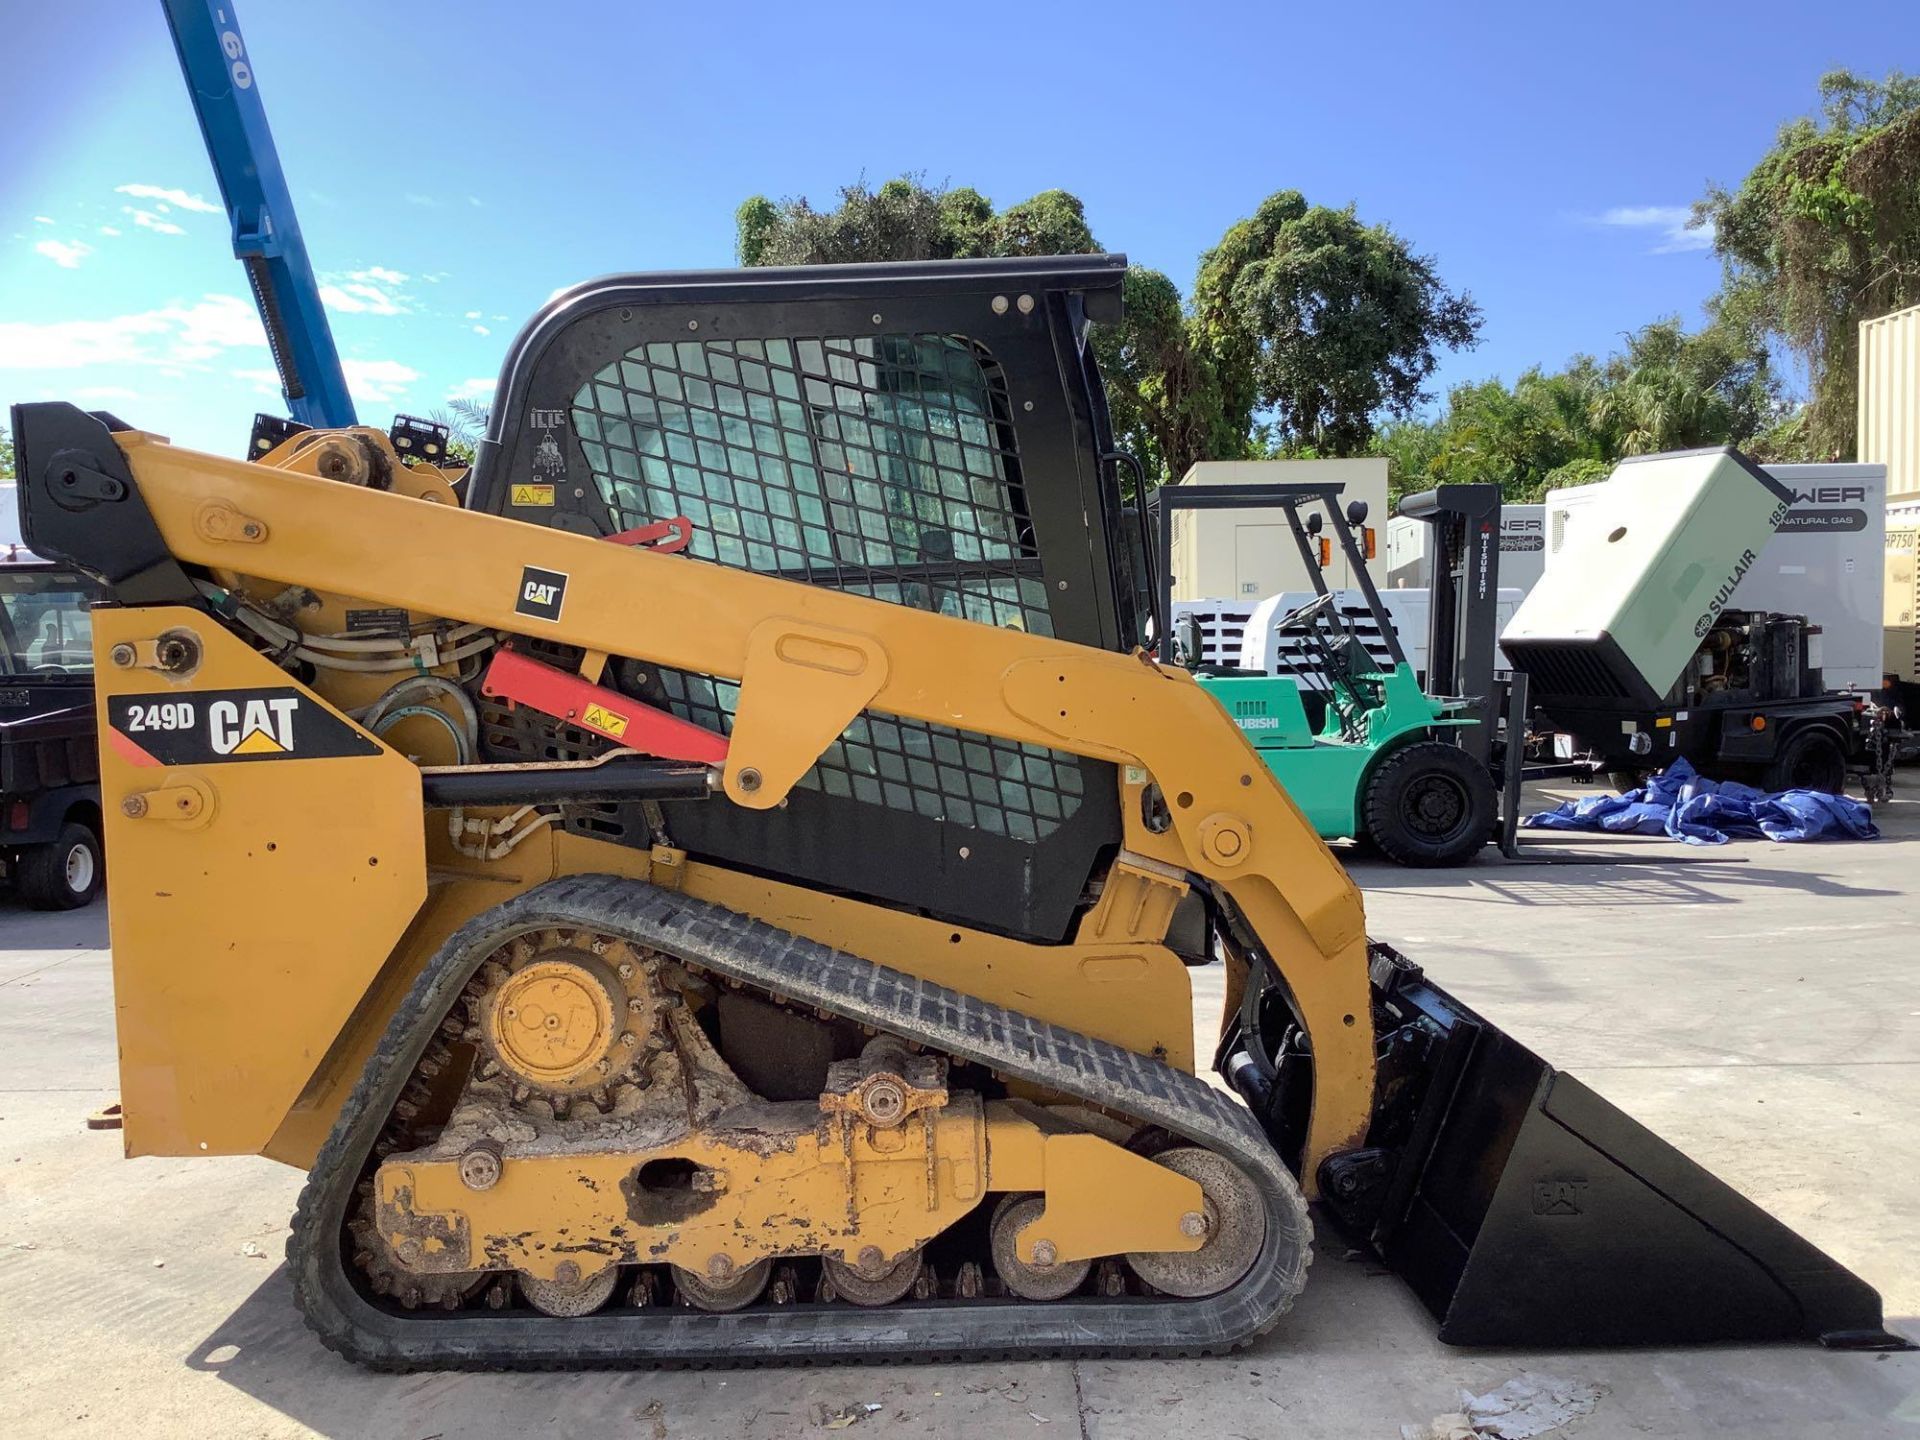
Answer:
[{"left": 292, "top": 874, "right": 1314, "bottom": 1369}]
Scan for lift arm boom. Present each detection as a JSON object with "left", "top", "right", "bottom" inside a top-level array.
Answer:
[{"left": 160, "top": 0, "right": 355, "bottom": 428}]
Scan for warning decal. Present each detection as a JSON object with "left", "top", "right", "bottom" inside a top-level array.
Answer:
[
  {"left": 512, "top": 483, "right": 556, "bottom": 507},
  {"left": 581, "top": 702, "right": 630, "bottom": 740},
  {"left": 107, "top": 688, "right": 382, "bottom": 765}
]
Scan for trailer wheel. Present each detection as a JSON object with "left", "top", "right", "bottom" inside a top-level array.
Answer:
[
  {"left": 17, "top": 821, "right": 104, "bottom": 910},
  {"left": 1362, "top": 742, "right": 1495, "bottom": 867},
  {"left": 1763, "top": 726, "right": 1848, "bottom": 796}
]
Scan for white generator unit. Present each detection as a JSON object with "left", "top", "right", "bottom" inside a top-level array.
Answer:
[
  {"left": 1385, "top": 505, "right": 1547, "bottom": 598},
  {"left": 1542, "top": 461, "right": 1886, "bottom": 691},
  {"left": 1171, "top": 588, "right": 1524, "bottom": 687}
]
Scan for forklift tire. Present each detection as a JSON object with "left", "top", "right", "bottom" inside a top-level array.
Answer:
[
  {"left": 17, "top": 822, "right": 104, "bottom": 910},
  {"left": 1363, "top": 742, "right": 1495, "bottom": 868},
  {"left": 1762, "top": 725, "right": 1848, "bottom": 796}
]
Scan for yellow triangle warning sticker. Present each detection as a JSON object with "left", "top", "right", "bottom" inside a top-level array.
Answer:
[
  {"left": 231, "top": 727, "right": 288, "bottom": 755},
  {"left": 581, "top": 702, "right": 631, "bottom": 740}
]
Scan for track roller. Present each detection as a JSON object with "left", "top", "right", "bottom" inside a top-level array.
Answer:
[
  {"left": 990, "top": 1194, "right": 1091, "bottom": 1301},
  {"left": 672, "top": 1258, "right": 772, "bottom": 1312},
  {"left": 1125, "top": 1147, "right": 1267, "bottom": 1297},
  {"left": 823, "top": 1249, "right": 925, "bottom": 1307},
  {"left": 519, "top": 1265, "right": 620, "bottom": 1317}
]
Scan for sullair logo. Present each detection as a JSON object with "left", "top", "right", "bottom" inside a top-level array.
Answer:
[{"left": 1694, "top": 547, "right": 1759, "bottom": 637}]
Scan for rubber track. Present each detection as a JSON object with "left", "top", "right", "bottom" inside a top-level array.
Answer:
[{"left": 289, "top": 875, "right": 1312, "bottom": 1370}]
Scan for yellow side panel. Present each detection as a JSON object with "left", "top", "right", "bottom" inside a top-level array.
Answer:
[{"left": 93, "top": 607, "right": 427, "bottom": 1157}]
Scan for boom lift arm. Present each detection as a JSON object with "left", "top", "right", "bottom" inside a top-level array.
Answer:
[{"left": 160, "top": 0, "right": 356, "bottom": 429}]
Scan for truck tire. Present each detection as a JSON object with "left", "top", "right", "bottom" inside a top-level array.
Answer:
[
  {"left": 17, "top": 822, "right": 103, "bottom": 910},
  {"left": 1763, "top": 726, "right": 1848, "bottom": 796},
  {"left": 1362, "top": 742, "right": 1495, "bottom": 868}
]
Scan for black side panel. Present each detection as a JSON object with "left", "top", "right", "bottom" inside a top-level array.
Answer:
[
  {"left": 9, "top": 403, "right": 198, "bottom": 605},
  {"left": 468, "top": 260, "right": 1133, "bottom": 942}
]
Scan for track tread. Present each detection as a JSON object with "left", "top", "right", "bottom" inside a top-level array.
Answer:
[{"left": 289, "top": 875, "right": 1310, "bottom": 1370}]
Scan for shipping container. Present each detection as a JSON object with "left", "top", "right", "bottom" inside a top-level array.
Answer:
[{"left": 1860, "top": 301, "right": 1920, "bottom": 502}]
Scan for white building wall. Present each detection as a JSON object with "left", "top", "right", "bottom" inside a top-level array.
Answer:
[{"left": 1169, "top": 458, "right": 1388, "bottom": 602}]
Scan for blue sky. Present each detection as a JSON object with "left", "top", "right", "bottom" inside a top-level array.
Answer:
[{"left": 3, "top": 0, "right": 1915, "bottom": 456}]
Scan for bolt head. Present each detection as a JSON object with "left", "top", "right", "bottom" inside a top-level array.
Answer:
[
  {"left": 457, "top": 1147, "right": 502, "bottom": 1191},
  {"left": 554, "top": 1260, "right": 581, "bottom": 1287},
  {"left": 707, "top": 1253, "right": 733, "bottom": 1280},
  {"left": 1180, "top": 1210, "right": 1209, "bottom": 1239},
  {"left": 1030, "top": 1240, "right": 1058, "bottom": 1268},
  {"left": 618, "top": 963, "right": 634, "bottom": 979},
  {"left": 109, "top": 643, "right": 136, "bottom": 669},
  {"left": 120, "top": 795, "right": 148, "bottom": 819}
]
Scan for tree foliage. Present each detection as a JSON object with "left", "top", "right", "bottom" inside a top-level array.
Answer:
[
  {"left": 735, "top": 177, "right": 1098, "bottom": 266},
  {"left": 1191, "top": 191, "right": 1482, "bottom": 457},
  {"left": 1697, "top": 70, "right": 1920, "bottom": 458},
  {"left": 736, "top": 177, "right": 1481, "bottom": 484},
  {"left": 1378, "top": 318, "right": 1780, "bottom": 504},
  {"left": 0, "top": 425, "right": 13, "bottom": 481}
]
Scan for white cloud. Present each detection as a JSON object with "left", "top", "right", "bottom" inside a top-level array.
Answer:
[
  {"left": 467, "top": 196, "right": 483, "bottom": 209},
  {"left": 126, "top": 207, "right": 187, "bottom": 236},
  {"left": 403, "top": 193, "right": 438, "bottom": 208},
  {"left": 0, "top": 294, "right": 266, "bottom": 371},
  {"left": 34, "top": 238, "right": 92, "bottom": 269},
  {"left": 318, "top": 267, "right": 412, "bottom": 316},
  {"left": 448, "top": 377, "right": 496, "bottom": 401},
  {"left": 319, "top": 283, "right": 401, "bottom": 315},
  {"left": 73, "top": 385, "right": 138, "bottom": 401},
  {"left": 115, "top": 184, "right": 221, "bottom": 215},
  {"left": 1593, "top": 205, "right": 1715, "bottom": 254},
  {"left": 33, "top": 215, "right": 53, "bottom": 225},
  {"left": 472, "top": 325, "right": 490, "bottom": 336},
  {"left": 464, "top": 310, "right": 482, "bottom": 320},
  {"left": 232, "top": 366, "right": 283, "bottom": 397},
  {"left": 343, "top": 358, "right": 419, "bottom": 403},
  {"left": 98, "top": 225, "right": 121, "bottom": 237}
]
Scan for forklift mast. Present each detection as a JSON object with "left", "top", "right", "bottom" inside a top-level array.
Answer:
[
  {"left": 1395, "top": 484, "right": 1502, "bottom": 766},
  {"left": 160, "top": 0, "right": 356, "bottom": 429},
  {"left": 1148, "top": 482, "right": 1406, "bottom": 670}
]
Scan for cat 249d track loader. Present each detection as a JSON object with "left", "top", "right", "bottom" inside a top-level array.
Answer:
[{"left": 11, "top": 257, "right": 1903, "bottom": 1368}]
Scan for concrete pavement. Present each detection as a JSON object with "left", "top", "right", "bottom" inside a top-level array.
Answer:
[{"left": 3, "top": 785, "right": 1917, "bottom": 1437}]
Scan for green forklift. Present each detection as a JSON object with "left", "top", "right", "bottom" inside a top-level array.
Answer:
[{"left": 1152, "top": 481, "right": 1516, "bottom": 866}]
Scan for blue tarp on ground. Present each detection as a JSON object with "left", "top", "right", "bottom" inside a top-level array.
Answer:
[{"left": 1523, "top": 757, "right": 1880, "bottom": 845}]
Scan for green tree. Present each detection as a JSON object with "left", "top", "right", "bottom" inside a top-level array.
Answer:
[
  {"left": 1191, "top": 191, "right": 1482, "bottom": 458},
  {"left": 0, "top": 425, "right": 13, "bottom": 480},
  {"left": 1697, "top": 70, "right": 1920, "bottom": 458},
  {"left": 1380, "top": 317, "right": 1781, "bottom": 504},
  {"left": 734, "top": 176, "right": 1100, "bottom": 266},
  {"left": 736, "top": 178, "right": 1482, "bottom": 485}
]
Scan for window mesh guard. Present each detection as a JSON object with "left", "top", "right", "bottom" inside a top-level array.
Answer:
[{"left": 570, "top": 332, "right": 1087, "bottom": 842}]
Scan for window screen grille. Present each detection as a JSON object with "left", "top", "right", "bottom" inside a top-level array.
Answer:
[{"left": 570, "top": 332, "right": 1086, "bottom": 841}]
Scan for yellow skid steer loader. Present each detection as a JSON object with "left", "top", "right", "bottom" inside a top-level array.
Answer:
[{"left": 10, "top": 256, "right": 1902, "bottom": 1367}]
